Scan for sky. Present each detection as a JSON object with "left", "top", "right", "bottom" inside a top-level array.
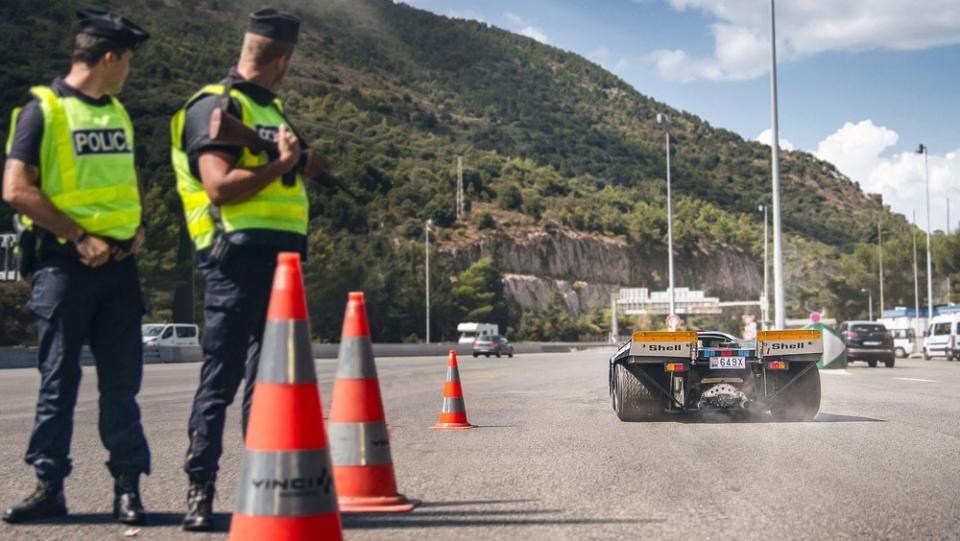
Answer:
[{"left": 399, "top": 0, "right": 960, "bottom": 232}]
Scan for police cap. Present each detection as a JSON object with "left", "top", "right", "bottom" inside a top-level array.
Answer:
[
  {"left": 76, "top": 9, "right": 150, "bottom": 50},
  {"left": 248, "top": 8, "right": 301, "bottom": 44}
]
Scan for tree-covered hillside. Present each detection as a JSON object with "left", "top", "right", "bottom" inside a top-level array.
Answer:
[{"left": 1, "top": 0, "right": 957, "bottom": 344}]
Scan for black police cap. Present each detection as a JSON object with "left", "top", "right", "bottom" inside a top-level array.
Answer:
[
  {"left": 76, "top": 9, "right": 150, "bottom": 50},
  {"left": 248, "top": 8, "right": 301, "bottom": 44}
]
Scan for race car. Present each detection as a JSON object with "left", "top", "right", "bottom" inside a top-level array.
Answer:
[{"left": 609, "top": 329, "right": 822, "bottom": 422}]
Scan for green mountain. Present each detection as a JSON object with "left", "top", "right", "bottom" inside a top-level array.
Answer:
[{"left": 1, "top": 0, "right": 956, "bottom": 343}]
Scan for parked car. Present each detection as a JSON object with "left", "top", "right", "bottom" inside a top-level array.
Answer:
[
  {"left": 889, "top": 327, "right": 918, "bottom": 358},
  {"left": 923, "top": 314, "right": 960, "bottom": 360},
  {"left": 839, "top": 321, "right": 895, "bottom": 367},
  {"left": 142, "top": 324, "right": 200, "bottom": 347},
  {"left": 472, "top": 335, "right": 514, "bottom": 358}
]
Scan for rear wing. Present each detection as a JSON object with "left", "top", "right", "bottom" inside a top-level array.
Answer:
[
  {"left": 757, "top": 329, "right": 822, "bottom": 362},
  {"left": 623, "top": 329, "right": 822, "bottom": 363},
  {"left": 629, "top": 331, "right": 697, "bottom": 359}
]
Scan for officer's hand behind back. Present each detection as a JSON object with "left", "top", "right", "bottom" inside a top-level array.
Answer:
[
  {"left": 113, "top": 226, "right": 145, "bottom": 261},
  {"left": 276, "top": 125, "right": 301, "bottom": 174},
  {"left": 75, "top": 234, "right": 111, "bottom": 267}
]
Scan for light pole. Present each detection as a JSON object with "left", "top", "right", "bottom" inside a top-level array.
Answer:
[
  {"left": 878, "top": 220, "right": 884, "bottom": 317},
  {"left": 913, "top": 210, "right": 921, "bottom": 336},
  {"left": 759, "top": 205, "right": 769, "bottom": 329},
  {"left": 918, "top": 144, "right": 934, "bottom": 321},
  {"left": 768, "top": 0, "right": 786, "bottom": 329},
  {"left": 861, "top": 288, "right": 873, "bottom": 321},
  {"left": 947, "top": 198, "right": 951, "bottom": 303},
  {"left": 657, "top": 112, "right": 676, "bottom": 317},
  {"left": 425, "top": 219, "right": 432, "bottom": 344}
]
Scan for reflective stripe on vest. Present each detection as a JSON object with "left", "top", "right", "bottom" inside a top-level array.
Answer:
[
  {"left": 171, "top": 84, "right": 308, "bottom": 252},
  {"left": 28, "top": 86, "right": 141, "bottom": 241}
]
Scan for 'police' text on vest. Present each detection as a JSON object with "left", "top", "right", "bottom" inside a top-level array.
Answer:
[{"left": 72, "top": 128, "right": 131, "bottom": 156}]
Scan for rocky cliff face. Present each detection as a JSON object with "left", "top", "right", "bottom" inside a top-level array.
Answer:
[{"left": 444, "top": 229, "right": 762, "bottom": 316}]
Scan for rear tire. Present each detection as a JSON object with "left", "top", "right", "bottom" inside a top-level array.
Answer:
[
  {"left": 923, "top": 348, "right": 931, "bottom": 360},
  {"left": 508, "top": 352, "right": 513, "bottom": 358},
  {"left": 612, "top": 363, "right": 662, "bottom": 422},
  {"left": 895, "top": 347, "right": 906, "bottom": 359},
  {"left": 496, "top": 351, "right": 501, "bottom": 358},
  {"left": 770, "top": 363, "right": 821, "bottom": 422},
  {"left": 867, "top": 360, "right": 878, "bottom": 367},
  {"left": 885, "top": 358, "right": 895, "bottom": 368},
  {"left": 473, "top": 353, "right": 478, "bottom": 358}
]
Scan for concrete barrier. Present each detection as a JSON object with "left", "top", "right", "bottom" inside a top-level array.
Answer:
[{"left": 1, "top": 342, "right": 614, "bottom": 369}]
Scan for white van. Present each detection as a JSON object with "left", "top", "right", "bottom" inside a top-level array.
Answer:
[
  {"left": 889, "top": 327, "right": 918, "bottom": 358},
  {"left": 922, "top": 315, "right": 960, "bottom": 360},
  {"left": 457, "top": 322, "right": 499, "bottom": 344},
  {"left": 142, "top": 324, "right": 200, "bottom": 347}
]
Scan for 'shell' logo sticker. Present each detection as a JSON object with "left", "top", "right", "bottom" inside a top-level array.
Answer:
[{"left": 72, "top": 129, "right": 131, "bottom": 155}]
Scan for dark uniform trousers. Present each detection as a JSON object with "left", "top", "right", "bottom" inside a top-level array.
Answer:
[
  {"left": 184, "top": 248, "right": 277, "bottom": 479},
  {"left": 26, "top": 255, "right": 151, "bottom": 481}
]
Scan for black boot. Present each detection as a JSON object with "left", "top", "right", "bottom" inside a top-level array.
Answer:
[
  {"left": 183, "top": 476, "right": 215, "bottom": 532},
  {"left": 2, "top": 479, "right": 68, "bottom": 523},
  {"left": 113, "top": 474, "right": 147, "bottom": 525}
]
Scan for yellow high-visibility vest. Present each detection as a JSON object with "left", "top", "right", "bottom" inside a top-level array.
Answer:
[
  {"left": 170, "top": 84, "right": 308, "bottom": 251},
  {"left": 5, "top": 86, "right": 141, "bottom": 241}
]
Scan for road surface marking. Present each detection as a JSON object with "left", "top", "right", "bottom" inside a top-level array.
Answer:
[{"left": 894, "top": 377, "right": 937, "bottom": 383}]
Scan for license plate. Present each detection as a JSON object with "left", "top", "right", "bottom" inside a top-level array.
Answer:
[
  {"left": 710, "top": 356, "right": 746, "bottom": 369},
  {"left": 864, "top": 341, "right": 881, "bottom": 346}
]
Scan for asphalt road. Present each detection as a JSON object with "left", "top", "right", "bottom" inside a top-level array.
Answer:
[{"left": 0, "top": 351, "right": 958, "bottom": 540}]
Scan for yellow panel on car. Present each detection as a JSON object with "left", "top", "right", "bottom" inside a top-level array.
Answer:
[
  {"left": 631, "top": 331, "right": 697, "bottom": 343},
  {"left": 757, "top": 329, "right": 822, "bottom": 357},
  {"left": 630, "top": 331, "right": 697, "bottom": 358},
  {"left": 757, "top": 329, "right": 820, "bottom": 341}
]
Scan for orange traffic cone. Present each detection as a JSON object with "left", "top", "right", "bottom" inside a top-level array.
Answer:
[
  {"left": 329, "top": 292, "right": 418, "bottom": 513},
  {"left": 229, "top": 253, "right": 342, "bottom": 541},
  {"left": 431, "top": 350, "right": 476, "bottom": 430}
]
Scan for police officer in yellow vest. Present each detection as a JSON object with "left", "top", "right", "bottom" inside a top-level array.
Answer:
[
  {"left": 171, "top": 9, "right": 317, "bottom": 531},
  {"left": 1, "top": 10, "right": 151, "bottom": 525}
]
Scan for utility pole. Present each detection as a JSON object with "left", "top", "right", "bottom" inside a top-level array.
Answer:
[
  {"left": 769, "top": 0, "right": 786, "bottom": 329},
  {"left": 948, "top": 198, "right": 952, "bottom": 303},
  {"left": 425, "top": 219, "right": 432, "bottom": 343},
  {"left": 456, "top": 156, "right": 465, "bottom": 221},
  {"left": 918, "top": 144, "right": 934, "bottom": 321},
  {"left": 657, "top": 113, "right": 676, "bottom": 317},
  {"left": 878, "top": 219, "right": 884, "bottom": 317},
  {"left": 759, "top": 205, "right": 769, "bottom": 329},
  {"left": 913, "top": 210, "right": 921, "bottom": 338}
]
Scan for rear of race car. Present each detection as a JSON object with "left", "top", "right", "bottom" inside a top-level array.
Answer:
[{"left": 609, "top": 330, "right": 822, "bottom": 422}]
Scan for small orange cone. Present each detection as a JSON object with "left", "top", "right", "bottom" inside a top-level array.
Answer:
[
  {"left": 228, "top": 253, "right": 342, "bottom": 541},
  {"left": 431, "top": 350, "right": 476, "bottom": 430},
  {"left": 329, "top": 292, "right": 419, "bottom": 513}
]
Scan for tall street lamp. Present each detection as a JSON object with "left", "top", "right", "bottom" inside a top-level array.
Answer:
[
  {"left": 656, "top": 112, "right": 676, "bottom": 317},
  {"left": 758, "top": 205, "right": 769, "bottom": 329},
  {"left": 878, "top": 220, "right": 884, "bottom": 316},
  {"left": 917, "top": 144, "right": 934, "bottom": 321},
  {"left": 913, "top": 210, "right": 921, "bottom": 337},
  {"left": 861, "top": 288, "right": 873, "bottom": 321},
  {"left": 768, "top": 0, "right": 786, "bottom": 329},
  {"left": 425, "top": 219, "right": 433, "bottom": 344}
]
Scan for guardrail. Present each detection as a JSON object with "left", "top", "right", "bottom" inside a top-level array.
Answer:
[{"left": 0, "top": 342, "right": 616, "bottom": 369}]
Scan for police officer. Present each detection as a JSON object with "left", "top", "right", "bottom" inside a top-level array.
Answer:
[
  {"left": 171, "top": 9, "right": 320, "bottom": 531},
  {"left": 1, "top": 10, "right": 151, "bottom": 525}
]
